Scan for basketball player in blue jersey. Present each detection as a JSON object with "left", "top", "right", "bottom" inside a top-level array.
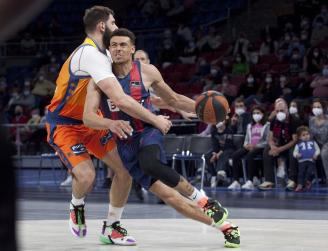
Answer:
[{"left": 83, "top": 28, "right": 240, "bottom": 248}]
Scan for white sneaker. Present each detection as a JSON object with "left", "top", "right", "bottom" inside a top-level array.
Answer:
[
  {"left": 227, "top": 181, "right": 241, "bottom": 190},
  {"left": 286, "top": 179, "right": 296, "bottom": 191},
  {"left": 210, "top": 176, "right": 217, "bottom": 188},
  {"left": 241, "top": 180, "right": 255, "bottom": 190},
  {"left": 217, "top": 170, "right": 227, "bottom": 181},
  {"left": 61, "top": 175, "right": 72, "bottom": 186},
  {"left": 252, "top": 176, "right": 261, "bottom": 186},
  {"left": 276, "top": 165, "right": 286, "bottom": 178}
]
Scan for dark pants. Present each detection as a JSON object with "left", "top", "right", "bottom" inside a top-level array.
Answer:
[
  {"left": 298, "top": 161, "right": 315, "bottom": 185},
  {"left": 231, "top": 147, "right": 264, "bottom": 181},
  {"left": 263, "top": 145, "right": 298, "bottom": 183},
  {"left": 205, "top": 149, "right": 234, "bottom": 176}
]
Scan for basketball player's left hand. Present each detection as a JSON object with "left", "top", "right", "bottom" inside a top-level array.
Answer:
[
  {"left": 107, "top": 120, "right": 133, "bottom": 139},
  {"left": 155, "top": 115, "right": 172, "bottom": 135}
]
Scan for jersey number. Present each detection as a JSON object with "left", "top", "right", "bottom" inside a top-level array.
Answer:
[{"left": 299, "top": 142, "right": 314, "bottom": 150}]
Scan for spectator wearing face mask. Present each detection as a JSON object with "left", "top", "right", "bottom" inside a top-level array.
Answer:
[
  {"left": 311, "top": 17, "right": 328, "bottom": 46},
  {"left": 9, "top": 84, "right": 36, "bottom": 111},
  {"left": 10, "top": 105, "right": 29, "bottom": 141},
  {"left": 287, "top": 35, "right": 305, "bottom": 58},
  {"left": 228, "top": 106, "right": 269, "bottom": 190},
  {"left": 303, "top": 47, "right": 324, "bottom": 74},
  {"left": 311, "top": 63, "right": 328, "bottom": 98},
  {"left": 232, "top": 54, "right": 249, "bottom": 75},
  {"left": 259, "top": 99, "right": 300, "bottom": 190},
  {"left": 259, "top": 36, "right": 278, "bottom": 56},
  {"left": 279, "top": 75, "right": 293, "bottom": 101},
  {"left": 313, "top": 5, "right": 328, "bottom": 27},
  {"left": 289, "top": 48, "right": 304, "bottom": 75},
  {"left": 230, "top": 97, "right": 251, "bottom": 135},
  {"left": 205, "top": 118, "right": 235, "bottom": 187},
  {"left": 289, "top": 99, "right": 307, "bottom": 126},
  {"left": 309, "top": 99, "right": 328, "bottom": 182},
  {"left": 259, "top": 73, "right": 281, "bottom": 104},
  {"left": 239, "top": 74, "right": 258, "bottom": 101}
]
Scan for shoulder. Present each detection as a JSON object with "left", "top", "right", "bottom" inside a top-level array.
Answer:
[{"left": 140, "top": 63, "right": 162, "bottom": 81}]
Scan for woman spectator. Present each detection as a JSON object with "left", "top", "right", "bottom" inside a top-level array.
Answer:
[
  {"left": 289, "top": 99, "right": 308, "bottom": 126},
  {"left": 309, "top": 99, "right": 328, "bottom": 181},
  {"left": 228, "top": 106, "right": 269, "bottom": 190},
  {"left": 232, "top": 54, "right": 249, "bottom": 76},
  {"left": 238, "top": 74, "right": 258, "bottom": 100},
  {"left": 303, "top": 47, "right": 324, "bottom": 75},
  {"left": 259, "top": 36, "right": 278, "bottom": 56}
]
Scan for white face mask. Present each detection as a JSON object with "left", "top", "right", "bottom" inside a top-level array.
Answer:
[
  {"left": 289, "top": 107, "right": 298, "bottom": 114},
  {"left": 216, "top": 122, "right": 224, "bottom": 128},
  {"left": 235, "top": 108, "right": 245, "bottom": 116},
  {"left": 276, "top": 112, "right": 287, "bottom": 121},
  {"left": 252, "top": 114, "right": 263, "bottom": 122},
  {"left": 247, "top": 77, "right": 254, "bottom": 84},
  {"left": 312, "top": 108, "right": 323, "bottom": 116}
]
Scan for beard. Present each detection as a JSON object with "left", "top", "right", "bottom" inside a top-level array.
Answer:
[{"left": 102, "top": 26, "right": 112, "bottom": 49}]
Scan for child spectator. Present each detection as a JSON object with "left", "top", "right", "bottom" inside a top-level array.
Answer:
[{"left": 293, "top": 126, "right": 320, "bottom": 192}]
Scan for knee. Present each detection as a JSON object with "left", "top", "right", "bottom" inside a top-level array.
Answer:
[
  {"left": 138, "top": 146, "right": 158, "bottom": 175},
  {"left": 73, "top": 168, "right": 95, "bottom": 186}
]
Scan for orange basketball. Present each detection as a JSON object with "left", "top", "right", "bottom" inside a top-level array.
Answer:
[{"left": 195, "top": 91, "right": 230, "bottom": 124}]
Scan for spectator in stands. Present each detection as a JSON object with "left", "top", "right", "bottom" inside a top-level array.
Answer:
[
  {"left": 279, "top": 75, "right": 293, "bottom": 102},
  {"left": 233, "top": 33, "right": 250, "bottom": 58},
  {"left": 303, "top": 47, "right": 324, "bottom": 74},
  {"left": 238, "top": 74, "right": 258, "bottom": 101},
  {"left": 289, "top": 48, "right": 304, "bottom": 75},
  {"left": 289, "top": 99, "right": 307, "bottom": 126},
  {"left": 176, "top": 23, "right": 193, "bottom": 49},
  {"left": 311, "top": 17, "right": 328, "bottom": 46},
  {"left": 288, "top": 35, "right": 305, "bottom": 58},
  {"left": 258, "top": 73, "right": 279, "bottom": 104},
  {"left": 278, "top": 33, "right": 292, "bottom": 58},
  {"left": 311, "top": 62, "right": 328, "bottom": 97},
  {"left": 232, "top": 54, "right": 249, "bottom": 75},
  {"left": 205, "top": 26, "right": 222, "bottom": 51},
  {"left": 309, "top": 99, "right": 328, "bottom": 182},
  {"left": 40, "top": 56, "right": 60, "bottom": 82},
  {"left": 10, "top": 105, "right": 29, "bottom": 141},
  {"left": 313, "top": 5, "right": 328, "bottom": 26},
  {"left": 230, "top": 97, "right": 251, "bottom": 135},
  {"left": 179, "top": 40, "right": 198, "bottom": 64},
  {"left": 31, "top": 73, "right": 56, "bottom": 107},
  {"left": 259, "top": 99, "right": 299, "bottom": 190},
  {"left": 194, "top": 28, "right": 208, "bottom": 52},
  {"left": 228, "top": 106, "right": 269, "bottom": 190},
  {"left": 159, "top": 40, "right": 177, "bottom": 68},
  {"left": 220, "top": 75, "right": 238, "bottom": 102},
  {"left": 300, "top": 29, "right": 311, "bottom": 49},
  {"left": 259, "top": 36, "right": 278, "bottom": 56},
  {"left": 293, "top": 126, "right": 320, "bottom": 192},
  {"left": 20, "top": 33, "right": 36, "bottom": 55},
  {"left": 205, "top": 118, "right": 235, "bottom": 187},
  {"left": 246, "top": 43, "right": 260, "bottom": 65}
]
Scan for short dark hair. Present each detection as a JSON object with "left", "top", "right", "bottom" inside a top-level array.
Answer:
[
  {"left": 296, "top": 125, "right": 310, "bottom": 138},
  {"left": 234, "top": 97, "right": 245, "bottom": 104},
  {"left": 83, "top": 6, "right": 114, "bottom": 33},
  {"left": 110, "top": 28, "right": 136, "bottom": 45}
]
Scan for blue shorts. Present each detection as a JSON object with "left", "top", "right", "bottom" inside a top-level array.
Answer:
[{"left": 117, "top": 127, "right": 167, "bottom": 190}]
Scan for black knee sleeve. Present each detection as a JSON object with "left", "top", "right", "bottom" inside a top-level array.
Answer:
[{"left": 138, "top": 145, "right": 180, "bottom": 187}]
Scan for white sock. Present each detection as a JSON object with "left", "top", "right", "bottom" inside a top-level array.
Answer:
[
  {"left": 188, "top": 188, "right": 208, "bottom": 206},
  {"left": 71, "top": 194, "right": 85, "bottom": 206},
  {"left": 107, "top": 205, "right": 124, "bottom": 225}
]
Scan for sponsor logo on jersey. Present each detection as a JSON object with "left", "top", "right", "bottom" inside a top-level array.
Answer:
[
  {"left": 71, "top": 143, "right": 87, "bottom": 155},
  {"left": 100, "top": 131, "right": 113, "bottom": 145},
  {"left": 107, "top": 99, "right": 120, "bottom": 112}
]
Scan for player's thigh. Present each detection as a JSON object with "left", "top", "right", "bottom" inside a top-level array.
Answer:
[{"left": 47, "top": 124, "right": 92, "bottom": 171}]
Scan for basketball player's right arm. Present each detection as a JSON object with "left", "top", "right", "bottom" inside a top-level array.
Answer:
[{"left": 97, "top": 77, "right": 172, "bottom": 134}]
